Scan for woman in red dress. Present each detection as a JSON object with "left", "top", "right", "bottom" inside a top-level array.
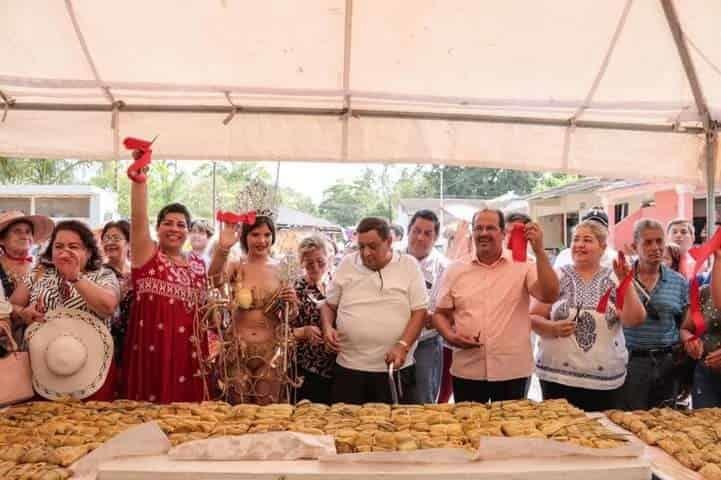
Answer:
[{"left": 121, "top": 161, "right": 207, "bottom": 403}]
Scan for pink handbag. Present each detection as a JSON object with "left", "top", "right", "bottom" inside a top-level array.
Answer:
[{"left": 0, "top": 321, "right": 34, "bottom": 406}]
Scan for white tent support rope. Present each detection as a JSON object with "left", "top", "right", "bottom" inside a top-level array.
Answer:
[
  {"left": 222, "top": 91, "right": 242, "bottom": 126},
  {"left": 65, "top": 0, "right": 124, "bottom": 191},
  {"left": 571, "top": 0, "right": 633, "bottom": 123},
  {"left": 64, "top": 0, "right": 115, "bottom": 105},
  {"left": 660, "top": 0, "right": 719, "bottom": 233},
  {"left": 563, "top": 0, "right": 632, "bottom": 171},
  {"left": 0, "top": 89, "right": 13, "bottom": 123}
]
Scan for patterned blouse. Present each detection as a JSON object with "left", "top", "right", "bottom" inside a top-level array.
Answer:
[
  {"left": 0, "top": 262, "right": 29, "bottom": 355},
  {"left": 536, "top": 265, "right": 628, "bottom": 390},
  {"left": 699, "top": 285, "right": 721, "bottom": 356},
  {"left": 105, "top": 264, "right": 133, "bottom": 363},
  {"left": 25, "top": 264, "right": 120, "bottom": 326},
  {"left": 292, "top": 277, "right": 336, "bottom": 379}
]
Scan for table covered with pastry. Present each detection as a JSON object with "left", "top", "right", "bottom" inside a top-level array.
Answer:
[{"left": 8, "top": 398, "right": 718, "bottom": 479}]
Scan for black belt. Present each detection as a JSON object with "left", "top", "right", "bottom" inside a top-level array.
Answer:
[{"left": 629, "top": 346, "right": 674, "bottom": 357}]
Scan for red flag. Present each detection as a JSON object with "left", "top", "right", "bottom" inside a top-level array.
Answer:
[
  {"left": 123, "top": 136, "right": 154, "bottom": 183},
  {"left": 509, "top": 223, "right": 527, "bottom": 262},
  {"left": 597, "top": 251, "right": 633, "bottom": 313},
  {"left": 686, "top": 228, "right": 721, "bottom": 338}
]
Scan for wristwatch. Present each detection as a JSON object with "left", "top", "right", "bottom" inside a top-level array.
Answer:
[{"left": 396, "top": 339, "right": 410, "bottom": 351}]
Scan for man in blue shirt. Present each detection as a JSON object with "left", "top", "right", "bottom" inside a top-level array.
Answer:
[{"left": 620, "top": 219, "right": 688, "bottom": 410}]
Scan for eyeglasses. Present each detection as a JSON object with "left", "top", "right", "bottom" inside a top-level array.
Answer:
[
  {"left": 473, "top": 226, "right": 500, "bottom": 234},
  {"left": 102, "top": 235, "right": 125, "bottom": 243}
]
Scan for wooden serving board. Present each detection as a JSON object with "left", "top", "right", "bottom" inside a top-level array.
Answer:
[
  {"left": 97, "top": 454, "right": 650, "bottom": 480},
  {"left": 596, "top": 414, "right": 702, "bottom": 480}
]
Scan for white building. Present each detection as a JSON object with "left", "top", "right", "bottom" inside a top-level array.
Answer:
[{"left": 0, "top": 185, "right": 118, "bottom": 229}]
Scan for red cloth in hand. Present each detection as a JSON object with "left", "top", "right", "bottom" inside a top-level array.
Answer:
[
  {"left": 123, "top": 137, "right": 153, "bottom": 183},
  {"left": 216, "top": 210, "right": 257, "bottom": 225},
  {"left": 597, "top": 251, "right": 633, "bottom": 314},
  {"left": 687, "top": 228, "right": 721, "bottom": 338},
  {"left": 509, "top": 224, "right": 527, "bottom": 262}
]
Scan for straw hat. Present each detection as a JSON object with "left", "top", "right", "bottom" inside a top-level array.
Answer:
[
  {"left": 0, "top": 210, "right": 54, "bottom": 244},
  {"left": 26, "top": 308, "right": 113, "bottom": 400}
]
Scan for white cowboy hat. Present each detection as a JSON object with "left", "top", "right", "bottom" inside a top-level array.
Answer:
[
  {"left": 26, "top": 308, "right": 113, "bottom": 400},
  {"left": 0, "top": 210, "right": 54, "bottom": 244}
]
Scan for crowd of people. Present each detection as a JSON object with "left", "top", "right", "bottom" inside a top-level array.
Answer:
[{"left": 1, "top": 171, "right": 720, "bottom": 411}]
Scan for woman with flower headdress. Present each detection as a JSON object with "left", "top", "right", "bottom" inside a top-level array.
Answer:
[{"left": 207, "top": 181, "right": 300, "bottom": 405}]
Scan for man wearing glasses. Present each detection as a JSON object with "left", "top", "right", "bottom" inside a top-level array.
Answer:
[
  {"left": 432, "top": 209, "right": 559, "bottom": 402},
  {"left": 619, "top": 219, "right": 688, "bottom": 410}
]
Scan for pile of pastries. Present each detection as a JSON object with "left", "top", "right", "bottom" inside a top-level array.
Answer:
[
  {"left": 607, "top": 408, "right": 721, "bottom": 479},
  {"left": 0, "top": 398, "right": 630, "bottom": 478}
]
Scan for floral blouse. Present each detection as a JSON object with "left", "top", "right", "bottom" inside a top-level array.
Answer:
[
  {"left": 105, "top": 264, "right": 133, "bottom": 363},
  {"left": 292, "top": 277, "right": 336, "bottom": 379}
]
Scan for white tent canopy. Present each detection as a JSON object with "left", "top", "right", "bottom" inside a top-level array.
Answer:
[{"left": 1, "top": 0, "right": 719, "bottom": 186}]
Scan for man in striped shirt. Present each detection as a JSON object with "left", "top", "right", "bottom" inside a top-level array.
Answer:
[{"left": 619, "top": 219, "right": 688, "bottom": 410}]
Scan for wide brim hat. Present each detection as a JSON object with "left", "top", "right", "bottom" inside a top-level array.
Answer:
[
  {"left": 26, "top": 308, "right": 113, "bottom": 400},
  {"left": 0, "top": 210, "right": 55, "bottom": 244}
]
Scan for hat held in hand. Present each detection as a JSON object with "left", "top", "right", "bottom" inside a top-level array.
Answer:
[{"left": 26, "top": 308, "right": 113, "bottom": 400}]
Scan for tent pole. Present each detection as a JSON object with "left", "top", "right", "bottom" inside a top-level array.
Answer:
[
  {"left": 0, "top": 101, "right": 704, "bottom": 135},
  {"left": 440, "top": 165, "right": 445, "bottom": 231},
  {"left": 212, "top": 160, "right": 217, "bottom": 226},
  {"left": 274, "top": 160, "right": 281, "bottom": 207},
  {"left": 660, "top": 0, "right": 718, "bottom": 235},
  {"left": 706, "top": 134, "right": 718, "bottom": 236}
]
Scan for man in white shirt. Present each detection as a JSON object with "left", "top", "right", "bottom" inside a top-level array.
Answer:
[
  {"left": 406, "top": 209, "right": 448, "bottom": 403},
  {"left": 322, "top": 217, "right": 429, "bottom": 404}
]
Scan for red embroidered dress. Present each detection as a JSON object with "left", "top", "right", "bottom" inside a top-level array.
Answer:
[{"left": 122, "top": 249, "right": 207, "bottom": 403}]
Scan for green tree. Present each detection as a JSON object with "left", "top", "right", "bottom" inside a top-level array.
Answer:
[
  {"left": 422, "top": 166, "right": 542, "bottom": 198},
  {"left": 90, "top": 160, "right": 131, "bottom": 217},
  {"left": 318, "top": 166, "right": 431, "bottom": 226},
  {"left": 0, "top": 157, "right": 92, "bottom": 184},
  {"left": 280, "top": 187, "right": 318, "bottom": 216},
  {"left": 318, "top": 183, "right": 373, "bottom": 226},
  {"left": 534, "top": 173, "right": 580, "bottom": 192}
]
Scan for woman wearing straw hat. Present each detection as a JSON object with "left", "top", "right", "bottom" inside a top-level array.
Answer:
[
  {"left": 0, "top": 210, "right": 53, "bottom": 356},
  {"left": 9, "top": 220, "right": 120, "bottom": 400}
]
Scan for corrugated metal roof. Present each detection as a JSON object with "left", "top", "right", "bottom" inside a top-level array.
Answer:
[
  {"left": 523, "top": 178, "right": 623, "bottom": 200},
  {"left": 276, "top": 206, "right": 341, "bottom": 231},
  {"left": 0, "top": 184, "right": 111, "bottom": 196},
  {"left": 398, "top": 198, "right": 487, "bottom": 213}
]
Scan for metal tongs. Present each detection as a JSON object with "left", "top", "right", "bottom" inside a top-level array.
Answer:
[{"left": 387, "top": 363, "right": 403, "bottom": 404}]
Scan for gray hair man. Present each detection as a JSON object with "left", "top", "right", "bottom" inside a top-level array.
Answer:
[{"left": 619, "top": 219, "right": 688, "bottom": 410}]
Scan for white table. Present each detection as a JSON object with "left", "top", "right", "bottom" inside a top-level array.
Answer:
[{"left": 98, "top": 454, "right": 651, "bottom": 480}]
